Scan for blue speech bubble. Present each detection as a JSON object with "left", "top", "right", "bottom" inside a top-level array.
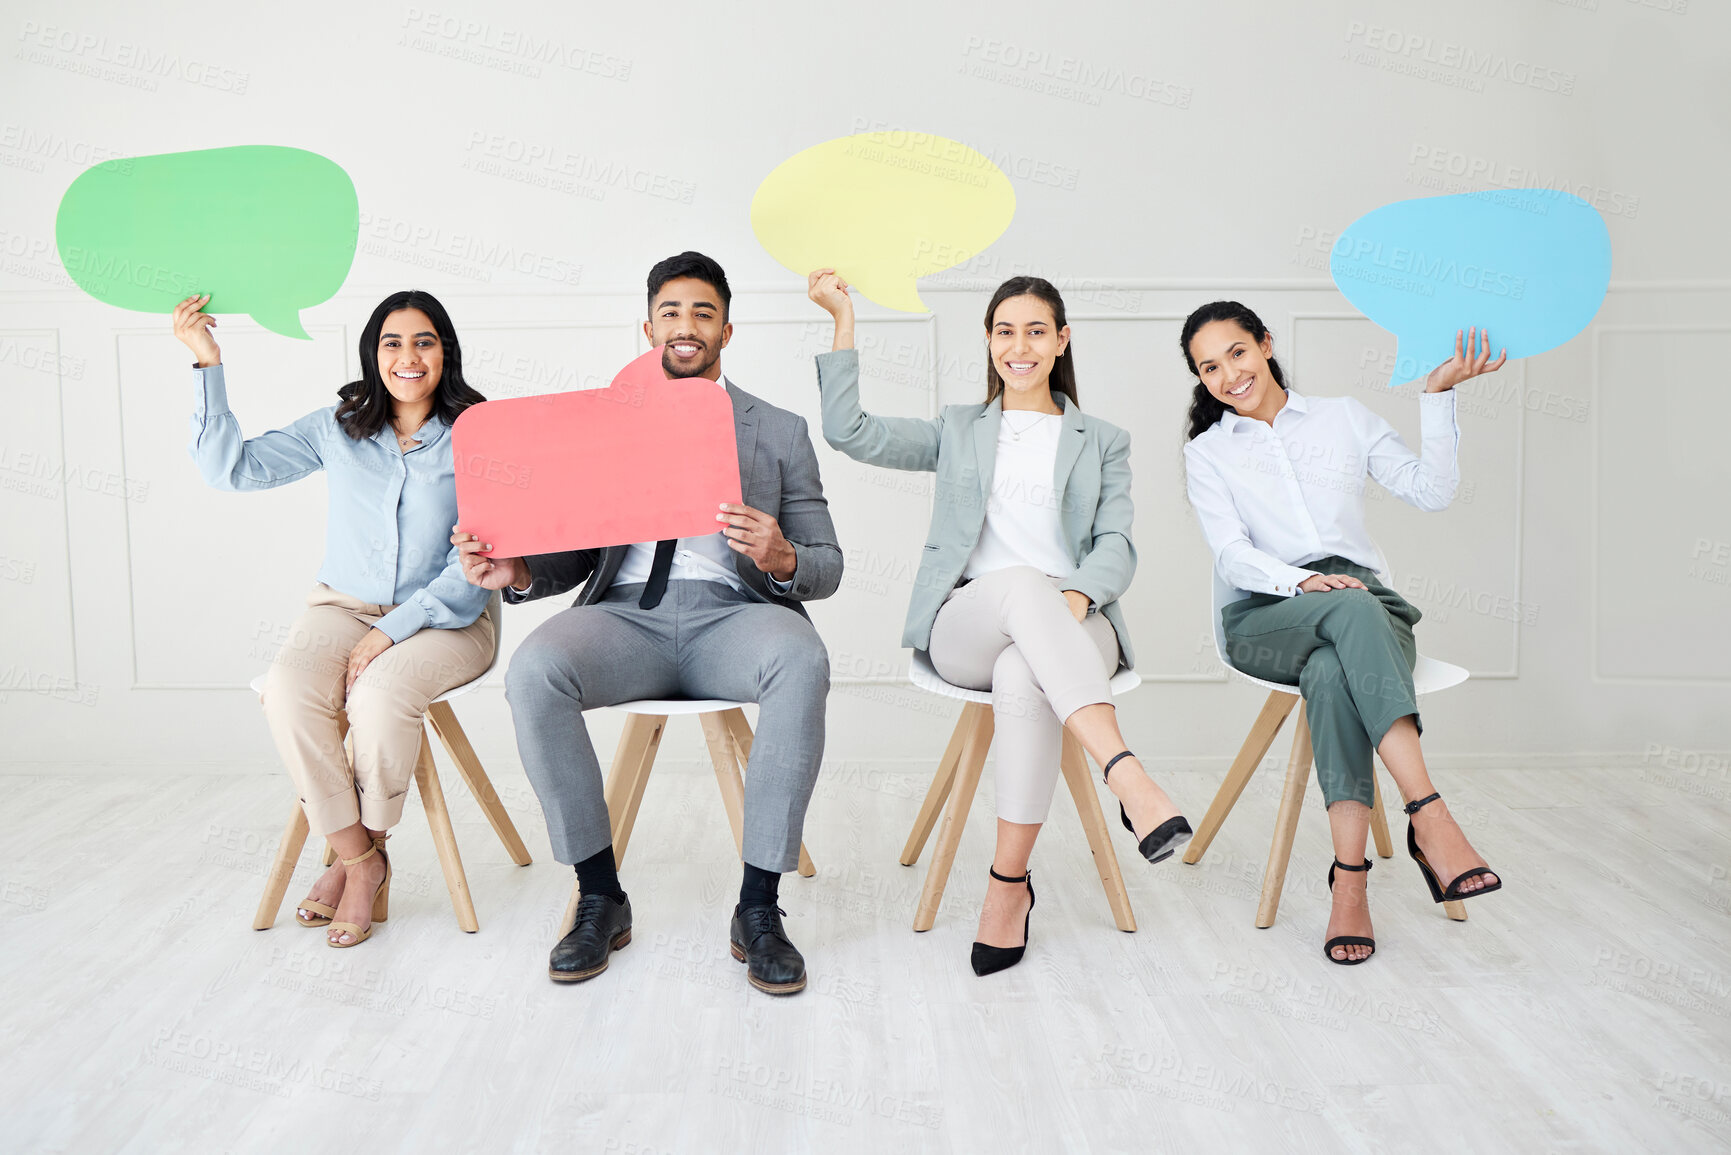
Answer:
[{"left": 1329, "top": 190, "right": 1611, "bottom": 385}]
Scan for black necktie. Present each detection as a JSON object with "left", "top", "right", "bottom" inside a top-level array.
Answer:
[{"left": 640, "top": 538, "right": 678, "bottom": 608}]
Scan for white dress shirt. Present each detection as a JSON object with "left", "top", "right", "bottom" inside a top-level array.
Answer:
[
  {"left": 963, "top": 411, "right": 1074, "bottom": 580},
  {"left": 1183, "top": 389, "right": 1460, "bottom": 597},
  {"left": 609, "top": 372, "right": 793, "bottom": 595}
]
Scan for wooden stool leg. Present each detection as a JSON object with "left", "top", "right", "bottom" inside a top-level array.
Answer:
[
  {"left": 913, "top": 704, "right": 994, "bottom": 932},
  {"left": 415, "top": 729, "right": 479, "bottom": 933},
  {"left": 426, "top": 701, "right": 531, "bottom": 866},
  {"left": 604, "top": 714, "right": 666, "bottom": 866},
  {"left": 1059, "top": 732, "right": 1136, "bottom": 932},
  {"left": 719, "top": 708, "right": 816, "bottom": 877},
  {"left": 253, "top": 800, "right": 311, "bottom": 930},
  {"left": 900, "top": 708, "right": 971, "bottom": 866},
  {"left": 701, "top": 713, "right": 748, "bottom": 857},
  {"left": 1184, "top": 691, "right": 1295, "bottom": 864},
  {"left": 1255, "top": 703, "right": 1313, "bottom": 929},
  {"left": 1369, "top": 773, "right": 1394, "bottom": 859}
]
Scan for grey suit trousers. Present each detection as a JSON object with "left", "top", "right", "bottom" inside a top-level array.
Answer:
[{"left": 504, "top": 578, "right": 830, "bottom": 873}]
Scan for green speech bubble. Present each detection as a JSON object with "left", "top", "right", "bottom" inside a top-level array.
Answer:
[{"left": 55, "top": 145, "right": 357, "bottom": 339}]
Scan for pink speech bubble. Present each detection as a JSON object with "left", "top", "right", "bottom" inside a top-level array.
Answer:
[{"left": 452, "top": 348, "right": 741, "bottom": 557}]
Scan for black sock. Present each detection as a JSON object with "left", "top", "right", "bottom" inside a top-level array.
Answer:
[
  {"left": 739, "top": 862, "right": 781, "bottom": 910},
  {"left": 574, "top": 846, "right": 625, "bottom": 902}
]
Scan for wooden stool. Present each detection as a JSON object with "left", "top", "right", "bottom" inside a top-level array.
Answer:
[
  {"left": 1186, "top": 566, "right": 1472, "bottom": 926},
  {"left": 250, "top": 592, "right": 533, "bottom": 933},
  {"left": 559, "top": 699, "right": 816, "bottom": 936},
  {"left": 900, "top": 651, "right": 1142, "bottom": 933}
]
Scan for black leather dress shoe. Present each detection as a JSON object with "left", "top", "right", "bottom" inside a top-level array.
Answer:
[
  {"left": 549, "top": 893, "right": 632, "bottom": 983},
  {"left": 729, "top": 904, "right": 806, "bottom": 995}
]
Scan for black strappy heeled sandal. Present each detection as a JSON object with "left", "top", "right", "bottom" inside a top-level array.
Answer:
[
  {"left": 1404, "top": 792, "right": 1502, "bottom": 903},
  {"left": 1324, "top": 858, "right": 1375, "bottom": 965},
  {"left": 1102, "top": 751, "right": 1192, "bottom": 865},
  {"left": 971, "top": 868, "right": 1035, "bottom": 977}
]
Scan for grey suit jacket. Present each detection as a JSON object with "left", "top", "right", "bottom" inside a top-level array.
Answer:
[
  {"left": 815, "top": 348, "right": 1137, "bottom": 666},
  {"left": 504, "top": 378, "right": 843, "bottom": 617}
]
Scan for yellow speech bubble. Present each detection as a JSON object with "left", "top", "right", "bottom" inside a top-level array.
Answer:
[{"left": 750, "top": 132, "right": 1015, "bottom": 313}]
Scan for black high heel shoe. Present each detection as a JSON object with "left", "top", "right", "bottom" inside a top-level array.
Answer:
[
  {"left": 971, "top": 868, "right": 1035, "bottom": 977},
  {"left": 1324, "top": 858, "right": 1375, "bottom": 965},
  {"left": 1403, "top": 792, "right": 1503, "bottom": 903},
  {"left": 1102, "top": 751, "right": 1192, "bottom": 864}
]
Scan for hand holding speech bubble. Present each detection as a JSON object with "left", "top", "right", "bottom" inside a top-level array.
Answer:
[
  {"left": 1329, "top": 189, "right": 1610, "bottom": 385},
  {"left": 751, "top": 132, "right": 1015, "bottom": 313},
  {"left": 55, "top": 145, "right": 357, "bottom": 339},
  {"left": 452, "top": 348, "right": 742, "bottom": 558}
]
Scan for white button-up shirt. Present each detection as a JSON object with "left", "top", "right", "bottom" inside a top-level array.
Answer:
[{"left": 1183, "top": 389, "right": 1460, "bottom": 597}]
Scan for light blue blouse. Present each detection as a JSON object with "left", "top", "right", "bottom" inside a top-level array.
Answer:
[{"left": 188, "top": 363, "right": 488, "bottom": 643}]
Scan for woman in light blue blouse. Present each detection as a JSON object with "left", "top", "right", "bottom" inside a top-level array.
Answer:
[{"left": 176, "top": 289, "right": 494, "bottom": 948}]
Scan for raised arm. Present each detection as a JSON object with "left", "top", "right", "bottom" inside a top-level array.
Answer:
[
  {"left": 808, "top": 269, "right": 942, "bottom": 472},
  {"left": 176, "top": 295, "right": 326, "bottom": 491},
  {"left": 1363, "top": 326, "right": 1503, "bottom": 512}
]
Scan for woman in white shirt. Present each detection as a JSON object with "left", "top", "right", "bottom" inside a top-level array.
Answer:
[
  {"left": 810, "top": 270, "right": 1189, "bottom": 977},
  {"left": 1182, "top": 299, "right": 1505, "bottom": 966}
]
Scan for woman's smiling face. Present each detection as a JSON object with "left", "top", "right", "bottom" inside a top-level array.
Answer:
[
  {"left": 989, "top": 293, "right": 1069, "bottom": 400},
  {"left": 1188, "top": 318, "right": 1276, "bottom": 416},
  {"left": 376, "top": 307, "right": 443, "bottom": 408}
]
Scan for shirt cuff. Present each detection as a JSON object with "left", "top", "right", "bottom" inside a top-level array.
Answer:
[
  {"left": 374, "top": 601, "right": 428, "bottom": 644},
  {"left": 1274, "top": 566, "right": 1319, "bottom": 597},
  {"left": 1419, "top": 388, "right": 1459, "bottom": 432},
  {"left": 766, "top": 571, "right": 795, "bottom": 595},
  {"left": 194, "top": 361, "right": 230, "bottom": 423}
]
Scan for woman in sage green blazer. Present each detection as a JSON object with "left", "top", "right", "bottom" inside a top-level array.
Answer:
[{"left": 808, "top": 269, "right": 1190, "bottom": 977}]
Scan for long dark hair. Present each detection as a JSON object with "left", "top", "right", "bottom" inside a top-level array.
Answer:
[
  {"left": 983, "top": 276, "right": 1079, "bottom": 408},
  {"left": 335, "top": 290, "right": 486, "bottom": 440},
  {"left": 1179, "top": 300, "right": 1287, "bottom": 440}
]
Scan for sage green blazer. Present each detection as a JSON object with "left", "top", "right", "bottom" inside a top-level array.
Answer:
[{"left": 814, "top": 348, "right": 1137, "bottom": 666}]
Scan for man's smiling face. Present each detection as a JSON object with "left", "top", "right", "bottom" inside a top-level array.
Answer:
[{"left": 645, "top": 275, "right": 731, "bottom": 381}]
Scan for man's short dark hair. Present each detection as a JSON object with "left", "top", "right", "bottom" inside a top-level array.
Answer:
[{"left": 646, "top": 251, "right": 731, "bottom": 319}]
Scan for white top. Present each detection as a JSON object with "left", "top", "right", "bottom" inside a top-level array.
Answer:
[
  {"left": 1183, "top": 389, "right": 1460, "bottom": 597},
  {"left": 611, "top": 371, "right": 792, "bottom": 596},
  {"left": 963, "top": 411, "right": 1074, "bottom": 581}
]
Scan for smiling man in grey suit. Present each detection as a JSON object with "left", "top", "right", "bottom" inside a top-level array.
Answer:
[{"left": 453, "top": 252, "right": 841, "bottom": 995}]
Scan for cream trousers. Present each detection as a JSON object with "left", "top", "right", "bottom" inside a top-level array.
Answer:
[{"left": 261, "top": 584, "right": 495, "bottom": 835}]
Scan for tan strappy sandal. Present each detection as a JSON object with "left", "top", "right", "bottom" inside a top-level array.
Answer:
[
  {"left": 294, "top": 898, "right": 337, "bottom": 928},
  {"left": 327, "top": 837, "right": 391, "bottom": 949}
]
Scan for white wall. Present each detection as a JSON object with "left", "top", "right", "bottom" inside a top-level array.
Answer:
[{"left": 1, "top": 0, "right": 1725, "bottom": 775}]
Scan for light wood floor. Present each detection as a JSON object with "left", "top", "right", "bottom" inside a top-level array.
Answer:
[{"left": 3, "top": 759, "right": 1728, "bottom": 1154}]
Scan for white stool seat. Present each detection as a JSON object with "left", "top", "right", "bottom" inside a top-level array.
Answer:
[
  {"left": 606, "top": 697, "right": 751, "bottom": 716},
  {"left": 908, "top": 650, "right": 1142, "bottom": 704},
  {"left": 1218, "top": 654, "right": 1468, "bottom": 698}
]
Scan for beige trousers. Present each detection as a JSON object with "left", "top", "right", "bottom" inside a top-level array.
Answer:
[
  {"left": 927, "top": 566, "right": 1121, "bottom": 825},
  {"left": 261, "top": 584, "right": 496, "bottom": 835}
]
